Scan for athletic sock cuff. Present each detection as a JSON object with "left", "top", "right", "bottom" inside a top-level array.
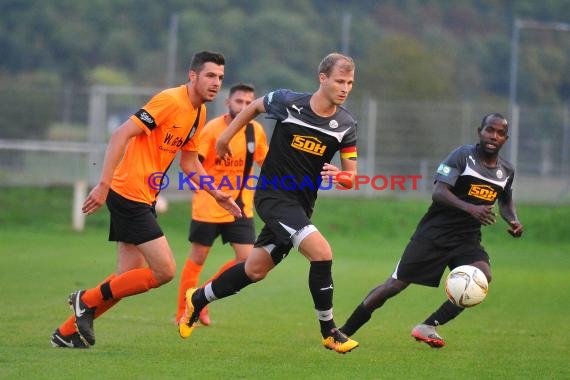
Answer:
[{"left": 310, "top": 260, "right": 332, "bottom": 274}]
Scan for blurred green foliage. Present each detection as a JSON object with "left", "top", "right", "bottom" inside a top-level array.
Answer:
[{"left": 0, "top": 0, "right": 568, "bottom": 103}]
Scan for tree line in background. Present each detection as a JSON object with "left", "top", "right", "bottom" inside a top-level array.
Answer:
[{"left": 0, "top": 0, "right": 569, "bottom": 140}]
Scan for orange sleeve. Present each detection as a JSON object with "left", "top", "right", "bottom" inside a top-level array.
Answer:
[{"left": 129, "top": 92, "right": 179, "bottom": 136}]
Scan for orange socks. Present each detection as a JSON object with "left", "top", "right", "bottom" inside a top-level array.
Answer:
[
  {"left": 80, "top": 267, "right": 159, "bottom": 307},
  {"left": 59, "top": 273, "right": 118, "bottom": 336},
  {"left": 102, "top": 267, "right": 160, "bottom": 300},
  {"left": 176, "top": 259, "right": 204, "bottom": 322},
  {"left": 58, "top": 269, "right": 160, "bottom": 336}
]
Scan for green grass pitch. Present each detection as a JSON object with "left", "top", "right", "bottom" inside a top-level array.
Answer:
[{"left": 0, "top": 186, "right": 569, "bottom": 379}]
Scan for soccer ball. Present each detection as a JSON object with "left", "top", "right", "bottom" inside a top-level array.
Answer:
[{"left": 445, "top": 265, "right": 489, "bottom": 308}]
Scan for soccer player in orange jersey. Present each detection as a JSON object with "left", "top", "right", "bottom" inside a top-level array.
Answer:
[
  {"left": 176, "top": 83, "right": 268, "bottom": 326},
  {"left": 51, "top": 51, "right": 241, "bottom": 348}
]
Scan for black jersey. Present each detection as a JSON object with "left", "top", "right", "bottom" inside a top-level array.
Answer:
[
  {"left": 413, "top": 144, "right": 515, "bottom": 244},
  {"left": 257, "top": 89, "right": 357, "bottom": 211}
]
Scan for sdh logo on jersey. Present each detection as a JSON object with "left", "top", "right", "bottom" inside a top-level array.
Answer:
[
  {"left": 291, "top": 135, "right": 327, "bottom": 156},
  {"left": 468, "top": 184, "right": 498, "bottom": 201}
]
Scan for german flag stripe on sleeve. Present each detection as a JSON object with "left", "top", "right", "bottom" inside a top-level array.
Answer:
[{"left": 340, "top": 146, "right": 357, "bottom": 160}]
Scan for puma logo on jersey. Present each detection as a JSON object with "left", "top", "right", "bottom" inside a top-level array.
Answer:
[
  {"left": 468, "top": 155, "right": 476, "bottom": 165},
  {"left": 468, "top": 184, "right": 497, "bottom": 201},
  {"left": 291, "top": 104, "right": 303, "bottom": 114},
  {"left": 291, "top": 135, "right": 326, "bottom": 156}
]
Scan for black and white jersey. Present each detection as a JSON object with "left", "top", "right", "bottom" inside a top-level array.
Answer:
[
  {"left": 257, "top": 89, "right": 357, "bottom": 211},
  {"left": 414, "top": 144, "right": 515, "bottom": 244}
]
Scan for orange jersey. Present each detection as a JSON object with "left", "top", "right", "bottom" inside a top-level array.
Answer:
[
  {"left": 111, "top": 85, "right": 206, "bottom": 204},
  {"left": 192, "top": 114, "right": 268, "bottom": 222}
]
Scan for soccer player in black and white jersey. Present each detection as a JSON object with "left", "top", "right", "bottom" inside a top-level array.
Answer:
[
  {"left": 340, "top": 113, "right": 524, "bottom": 348},
  {"left": 178, "top": 53, "right": 360, "bottom": 353}
]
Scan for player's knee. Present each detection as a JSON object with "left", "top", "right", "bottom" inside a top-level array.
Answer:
[
  {"left": 246, "top": 268, "right": 268, "bottom": 282},
  {"left": 245, "top": 262, "right": 270, "bottom": 282},
  {"left": 155, "top": 273, "right": 174, "bottom": 285},
  {"left": 386, "top": 278, "right": 408, "bottom": 295},
  {"left": 385, "top": 283, "right": 400, "bottom": 296},
  {"left": 154, "top": 264, "right": 176, "bottom": 285},
  {"left": 306, "top": 246, "right": 332, "bottom": 261}
]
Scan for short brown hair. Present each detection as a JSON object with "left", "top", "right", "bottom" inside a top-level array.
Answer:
[{"left": 318, "top": 53, "right": 355, "bottom": 76}]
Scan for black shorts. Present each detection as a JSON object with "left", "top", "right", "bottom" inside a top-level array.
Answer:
[
  {"left": 189, "top": 218, "right": 256, "bottom": 246},
  {"left": 106, "top": 189, "right": 164, "bottom": 245},
  {"left": 253, "top": 196, "right": 313, "bottom": 265},
  {"left": 393, "top": 236, "right": 490, "bottom": 287}
]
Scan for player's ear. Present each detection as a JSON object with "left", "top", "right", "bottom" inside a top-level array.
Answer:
[{"left": 188, "top": 69, "right": 197, "bottom": 82}]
